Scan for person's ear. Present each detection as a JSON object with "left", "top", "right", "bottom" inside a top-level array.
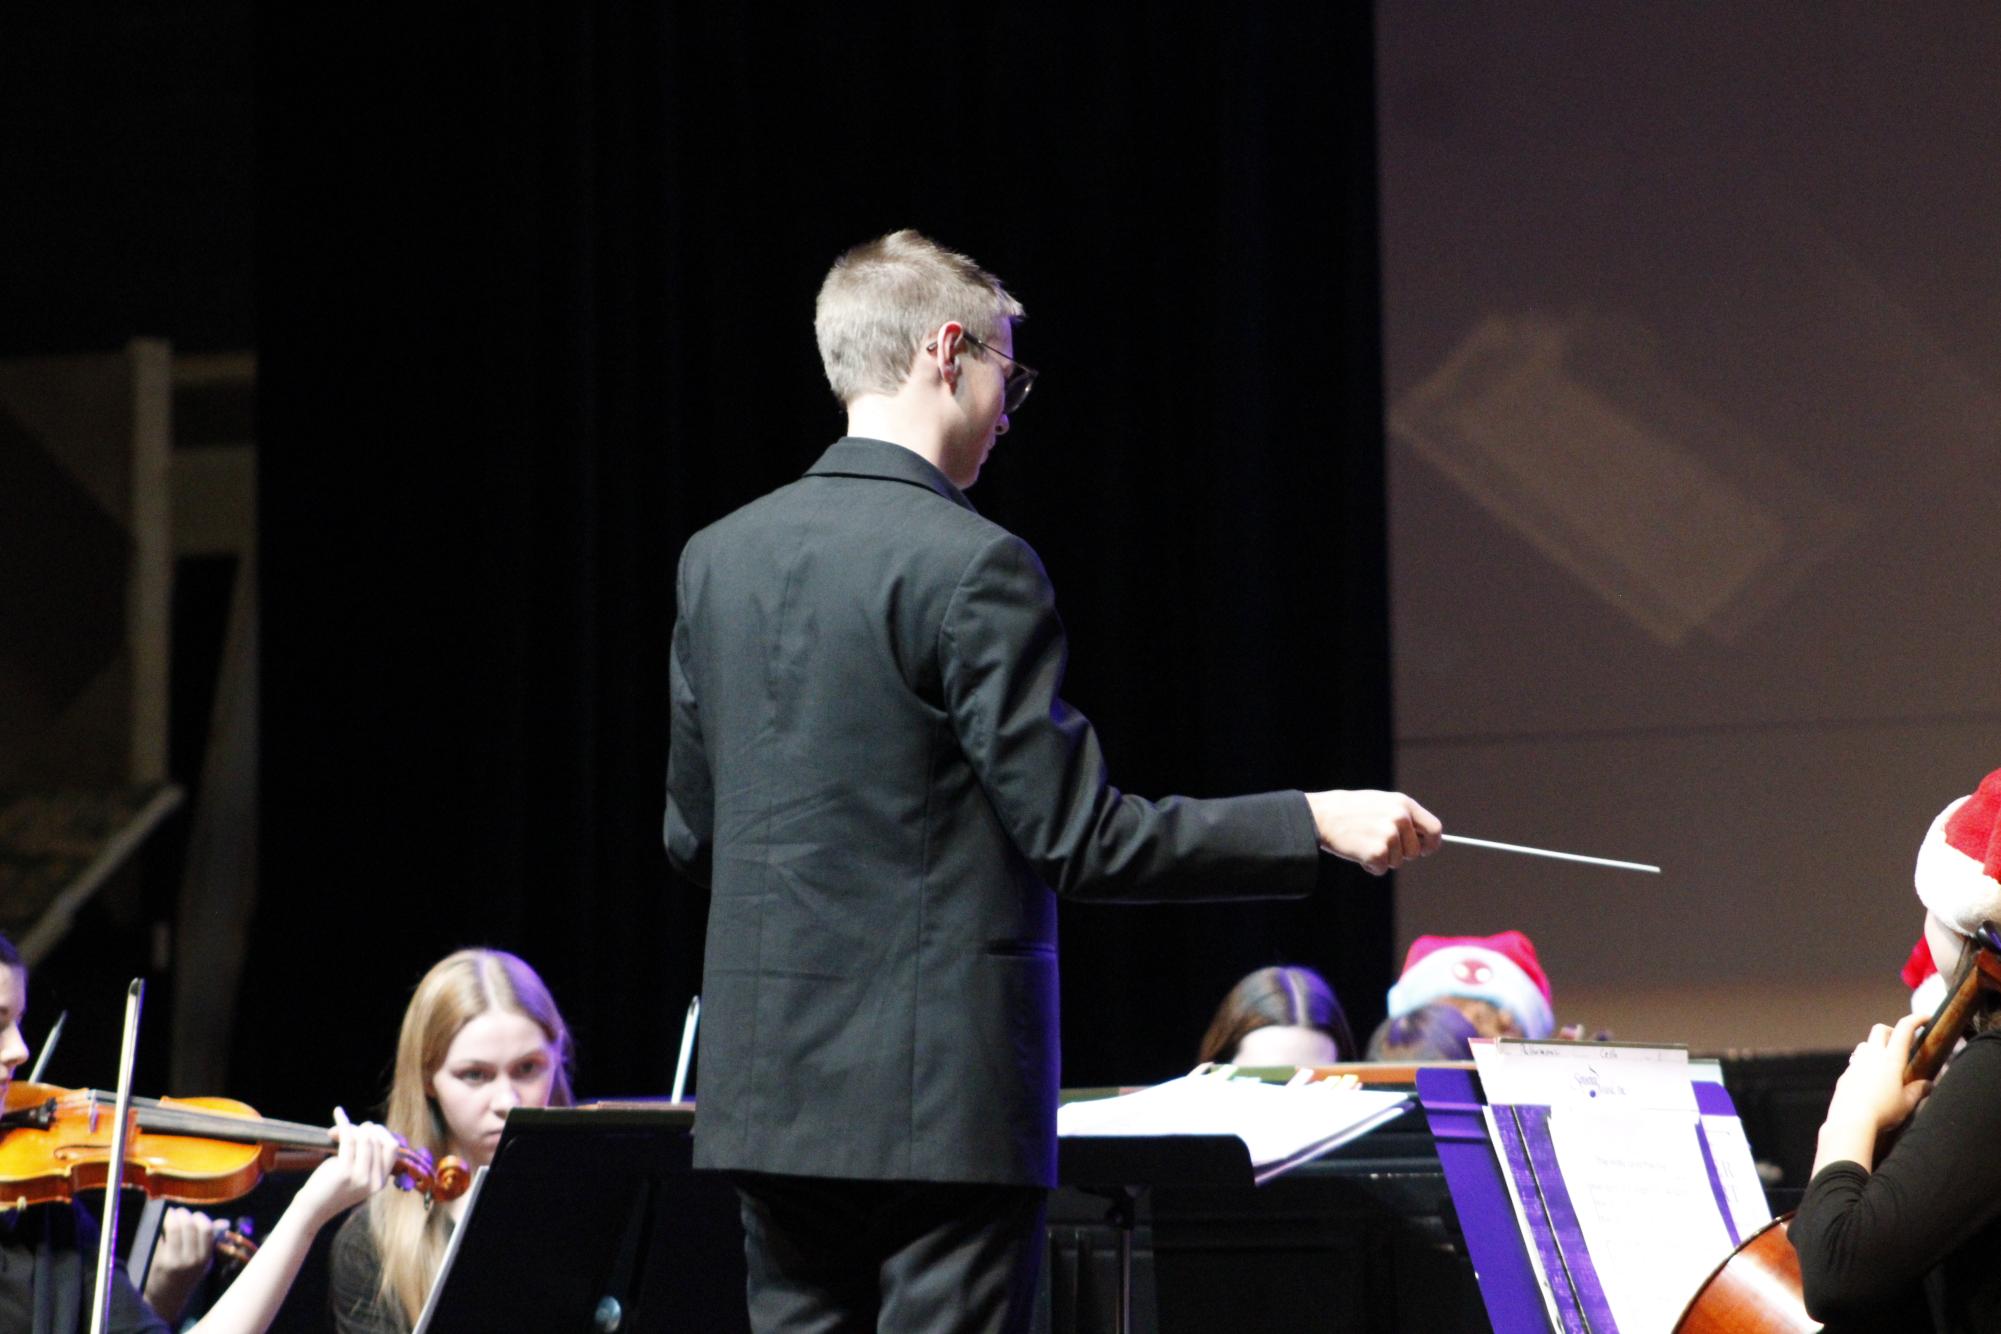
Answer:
[{"left": 924, "top": 322, "right": 967, "bottom": 388}]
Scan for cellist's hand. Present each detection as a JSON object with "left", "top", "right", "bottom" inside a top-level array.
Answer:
[
  {"left": 289, "top": 1107, "right": 401, "bottom": 1229},
  {"left": 1813, "top": 1013, "right": 1931, "bottom": 1174}
]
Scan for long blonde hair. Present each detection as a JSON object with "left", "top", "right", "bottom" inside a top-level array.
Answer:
[{"left": 361, "top": 949, "right": 574, "bottom": 1326}]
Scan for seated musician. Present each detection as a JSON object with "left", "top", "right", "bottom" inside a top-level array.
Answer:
[
  {"left": 329, "top": 948, "right": 573, "bottom": 1334},
  {"left": 1792, "top": 766, "right": 2001, "bottom": 1331},
  {"left": 0, "top": 931, "right": 403, "bottom": 1334},
  {"left": 1363, "top": 1001, "right": 1477, "bottom": 1062},
  {"left": 1384, "top": 930, "right": 1556, "bottom": 1040},
  {"left": 1198, "top": 965, "right": 1357, "bottom": 1066}
]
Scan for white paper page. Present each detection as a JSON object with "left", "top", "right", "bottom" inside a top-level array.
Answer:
[
  {"left": 1056, "top": 1074, "right": 1409, "bottom": 1169},
  {"left": 1547, "top": 1109, "right": 1734, "bottom": 1334},
  {"left": 1683, "top": 1059, "right": 1773, "bottom": 1242},
  {"left": 1473, "top": 1038, "right": 1695, "bottom": 1112},
  {"left": 1699, "top": 1114, "right": 1774, "bottom": 1241}
]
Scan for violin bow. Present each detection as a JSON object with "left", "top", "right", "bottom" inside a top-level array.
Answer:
[
  {"left": 26, "top": 1010, "right": 65, "bottom": 1083},
  {"left": 89, "top": 979, "right": 146, "bottom": 1334}
]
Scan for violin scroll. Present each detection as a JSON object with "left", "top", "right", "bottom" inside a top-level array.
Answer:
[{"left": 386, "top": 1143, "right": 470, "bottom": 1203}]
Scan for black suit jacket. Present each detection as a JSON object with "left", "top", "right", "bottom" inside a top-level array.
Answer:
[{"left": 665, "top": 437, "right": 1321, "bottom": 1187}]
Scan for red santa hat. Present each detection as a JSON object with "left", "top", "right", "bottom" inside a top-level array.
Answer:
[
  {"left": 1902, "top": 936, "right": 1946, "bottom": 1016},
  {"left": 1387, "top": 930, "right": 1555, "bottom": 1040},
  {"left": 1914, "top": 767, "right": 2001, "bottom": 940}
]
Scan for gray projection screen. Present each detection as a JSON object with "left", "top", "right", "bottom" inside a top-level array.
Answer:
[{"left": 1378, "top": 3, "right": 2001, "bottom": 1049}]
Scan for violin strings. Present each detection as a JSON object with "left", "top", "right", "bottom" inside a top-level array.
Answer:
[{"left": 37, "top": 1091, "right": 334, "bottom": 1151}]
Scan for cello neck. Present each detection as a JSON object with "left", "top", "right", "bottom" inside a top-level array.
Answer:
[{"left": 1905, "top": 927, "right": 2001, "bottom": 1085}]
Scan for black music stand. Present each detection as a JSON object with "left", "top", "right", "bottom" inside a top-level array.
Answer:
[
  {"left": 1056, "top": 1135, "right": 1259, "bottom": 1334},
  {"left": 413, "top": 1104, "right": 747, "bottom": 1333},
  {"left": 1056, "top": 1084, "right": 1415, "bottom": 1334}
]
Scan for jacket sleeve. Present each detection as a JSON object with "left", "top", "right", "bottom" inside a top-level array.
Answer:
[
  {"left": 663, "top": 550, "right": 714, "bottom": 886},
  {"left": 940, "top": 531, "right": 1318, "bottom": 903}
]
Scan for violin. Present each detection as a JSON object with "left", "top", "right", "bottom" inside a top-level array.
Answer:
[
  {"left": 1673, "top": 923, "right": 2001, "bottom": 1333},
  {"left": 0, "top": 1081, "right": 469, "bottom": 1211}
]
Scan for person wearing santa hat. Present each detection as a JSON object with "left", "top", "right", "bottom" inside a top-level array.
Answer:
[
  {"left": 1791, "top": 766, "right": 2001, "bottom": 1331},
  {"left": 1383, "top": 930, "right": 1556, "bottom": 1041}
]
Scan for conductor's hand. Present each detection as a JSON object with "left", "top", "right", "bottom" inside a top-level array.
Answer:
[{"left": 1306, "top": 789, "right": 1442, "bottom": 875}]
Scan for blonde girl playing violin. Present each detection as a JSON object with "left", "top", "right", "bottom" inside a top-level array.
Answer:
[
  {"left": 0, "top": 932, "right": 405, "bottom": 1334},
  {"left": 330, "top": 948, "right": 573, "bottom": 1334}
]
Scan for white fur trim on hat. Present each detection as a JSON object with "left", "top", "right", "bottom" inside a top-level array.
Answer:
[
  {"left": 1387, "top": 944, "right": 1555, "bottom": 1040},
  {"left": 1916, "top": 796, "right": 2001, "bottom": 938}
]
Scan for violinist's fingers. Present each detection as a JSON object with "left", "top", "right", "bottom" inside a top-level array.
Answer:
[
  {"left": 1887, "top": 1012, "right": 1925, "bottom": 1058},
  {"left": 351, "top": 1120, "right": 402, "bottom": 1187},
  {"left": 155, "top": 1207, "right": 219, "bottom": 1270}
]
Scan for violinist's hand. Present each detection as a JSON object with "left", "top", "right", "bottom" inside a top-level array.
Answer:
[
  {"left": 1305, "top": 789, "right": 1442, "bottom": 875},
  {"left": 290, "top": 1107, "right": 402, "bottom": 1229},
  {"left": 143, "top": 1206, "right": 224, "bottom": 1323},
  {"left": 1812, "top": 1013, "right": 1932, "bottom": 1175},
  {"left": 182, "top": 1109, "right": 404, "bottom": 1334}
]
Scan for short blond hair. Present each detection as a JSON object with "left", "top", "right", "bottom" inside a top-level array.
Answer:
[{"left": 814, "top": 229, "right": 1026, "bottom": 405}]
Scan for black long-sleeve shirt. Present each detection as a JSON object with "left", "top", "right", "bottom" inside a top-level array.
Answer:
[
  {"left": 1793, "top": 1030, "right": 2001, "bottom": 1333},
  {"left": 0, "top": 1202, "right": 169, "bottom": 1334}
]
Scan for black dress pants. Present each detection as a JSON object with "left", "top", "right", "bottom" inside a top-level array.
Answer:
[{"left": 732, "top": 1172, "right": 1046, "bottom": 1334}]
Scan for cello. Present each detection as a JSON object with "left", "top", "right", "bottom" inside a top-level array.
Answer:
[{"left": 1672, "top": 922, "right": 2001, "bottom": 1333}]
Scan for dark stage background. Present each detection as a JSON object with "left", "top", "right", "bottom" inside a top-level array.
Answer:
[{"left": 243, "top": 7, "right": 1396, "bottom": 1120}]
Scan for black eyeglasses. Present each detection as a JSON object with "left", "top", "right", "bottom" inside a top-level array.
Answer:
[{"left": 962, "top": 332, "right": 1039, "bottom": 414}]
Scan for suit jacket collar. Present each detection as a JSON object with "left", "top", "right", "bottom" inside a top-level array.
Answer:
[{"left": 805, "top": 437, "right": 978, "bottom": 514}]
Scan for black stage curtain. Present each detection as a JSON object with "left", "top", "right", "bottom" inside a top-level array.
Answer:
[{"left": 249, "top": 7, "right": 1392, "bottom": 1116}]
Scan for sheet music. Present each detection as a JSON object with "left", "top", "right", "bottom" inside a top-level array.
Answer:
[
  {"left": 1471, "top": 1041, "right": 1764, "bottom": 1334},
  {"left": 1057, "top": 1073, "right": 1411, "bottom": 1174},
  {"left": 1697, "top": 1113, "right": 1773, "bottom": 1243},
  {"left": 1472, "top": 1037, "right": 1695, "bottom": 1111},
  {"left": 1546, "top": 1108, "right": 1734, "bottom": 1334}
]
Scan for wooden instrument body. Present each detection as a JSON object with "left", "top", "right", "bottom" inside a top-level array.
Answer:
[
  {"left": 0, "top": 1081, "right": 467, "bottom": 1209},
  {"left": 1673, "top": 1215, "right": 1820, "bottom": 1333},
  {"left": 0, "top": 1084, "right": 285, "bottom": 1208},
  {"left": 1676, "top": 925, "right": 2001, "bottom": 1331}
]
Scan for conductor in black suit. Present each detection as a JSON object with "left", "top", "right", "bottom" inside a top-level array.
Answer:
[{"left": 664, "top": 229, "right": 1442, "bottom": 1333}]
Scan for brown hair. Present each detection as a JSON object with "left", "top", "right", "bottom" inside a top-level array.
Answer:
[
  {"left": 1365, "top": 1002, "right": 1477, "bottom": 1062},
  {"left": 359, "top": 949, "right": 573, "bottom": 1326},
  {"left": 1198, "top": 965, "right": 1356, "bottom": 1065}
]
